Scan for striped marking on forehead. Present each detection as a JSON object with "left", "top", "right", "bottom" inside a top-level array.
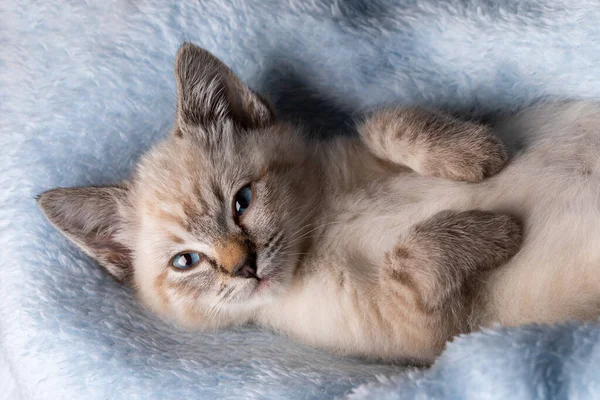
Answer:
[
  {"left": 144, "top": 178, "right": 227, "bottom": 228},
  {"left": 139, "top": 147, "right": 246, "bottom": 243}
]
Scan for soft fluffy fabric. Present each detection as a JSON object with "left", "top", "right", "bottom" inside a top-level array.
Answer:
[
  {"left": 345, "top": 323, "right": 600, "bottom": 399},
  {"left": 1, "top": 1, "right": 600, "bottom": 399}
]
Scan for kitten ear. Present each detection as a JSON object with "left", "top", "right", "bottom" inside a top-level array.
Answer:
[
  {"left": 174, "top": 42, "right": 274, "bottom": 131},
  {"left": 37, "top": 186, "right": 134, "bottom": 283}
]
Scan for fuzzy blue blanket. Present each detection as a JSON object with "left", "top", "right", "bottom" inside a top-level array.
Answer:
[{"left": 2, "top": 1, "right": 600, "bottom": 399}]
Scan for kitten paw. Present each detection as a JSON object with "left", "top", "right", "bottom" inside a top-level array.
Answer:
[
  {"left": 421, "top": 127, "right": 508, "bottom": 182},
  {"left": 357, "top": 107, "right": 508, "bottom": 182},
  {"left": 384, "top": 210, "right": 523, "bottom": 312},
  {"left": 413, "top": 210, "right": 523, "bottom": 270}
]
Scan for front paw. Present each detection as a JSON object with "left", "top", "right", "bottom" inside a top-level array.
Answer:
[
  {"left": 422, "top": 122, "right": 508, "bottom": 182},
  {"left": 412, "top": 210, "right": 523, "bottom": 270},
  {"left": 357, "top": 107, "right": 508, "bottom": 182},
  {"left": 385, "top": 210, "right": 522, "bottom": 313}
]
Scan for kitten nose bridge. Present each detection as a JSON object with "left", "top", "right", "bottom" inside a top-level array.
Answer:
[{"left": 214, "top": 236, "right": 256, "bottom": 277}]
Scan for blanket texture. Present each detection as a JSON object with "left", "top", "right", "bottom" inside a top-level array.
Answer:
[{"left": 2, "top": 0, "right": 600, "bottom": 399}]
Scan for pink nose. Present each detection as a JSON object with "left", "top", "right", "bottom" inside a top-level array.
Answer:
[{"left": 233, "top": 258, "right": 257, "bottom": 279}]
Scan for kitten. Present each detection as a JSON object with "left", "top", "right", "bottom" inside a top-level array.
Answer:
[{"left": 38, "top": 43, "right": 600, "bottom": 364}]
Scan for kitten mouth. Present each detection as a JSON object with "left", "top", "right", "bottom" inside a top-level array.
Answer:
[
  {"left": 254, "top": 276, "right": 271, "bottom": 294},
  {"left": 253, "top": 269, "right": 279, "bottom": 293}
]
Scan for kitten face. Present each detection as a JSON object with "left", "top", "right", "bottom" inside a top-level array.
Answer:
[
  {"left": 131, "top": 120, "right": 317, "bottom": 327},
  {"left": 38, "top": 43, "right": 321, "bottom": 329}
]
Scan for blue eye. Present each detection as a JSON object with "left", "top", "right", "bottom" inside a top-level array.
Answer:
[
  {"left": 172, "top": 252, "right": 201, "bottom": 270},
  {"left": 234, "top": 185, "right": 252, "bottom": 219}
]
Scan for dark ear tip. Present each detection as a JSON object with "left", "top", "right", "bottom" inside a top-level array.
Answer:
[
  {"left": 179, "top": 41, "right": 198, "bottom": 51},
  {"left": 36, "top": 188, "right": 64, "bottom": 203},
  {"left": 176, "top": 42, "right": 206, "bottom": 62},
  {"left": 175, "top": 42, "right": 203, "bottom": 75},
  {"left": 35, "top": 189, "right": 65, "bottom": 218},
  {"left": 177, "top": 42, "right": 195, "bottom": 54},
  {"left": 35, "top": 189, "right": 54, "bottom": 206}
]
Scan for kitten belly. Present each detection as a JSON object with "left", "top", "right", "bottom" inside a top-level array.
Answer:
[
  {"left": 258, "top": 160, "right": 600, "bottom": 361},
  {"left": 474, "top": 159, "right": 600, "bottom": 327},
  {"left": 257, "top": 102, "right": 600, "bottom": 360},
  {"left": 472, "top": 102, "right": 600, "bottom": 327}
]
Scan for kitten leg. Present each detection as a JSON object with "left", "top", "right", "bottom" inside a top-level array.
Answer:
[
  {"left": 387, "top": 209, "right": 522, "bottom": 312},
  {"left": 380, "top": 210, "right": 522, "bottom": 359},
  {"left": 358, "top": 107, "right": 507, "bottom": 181}
]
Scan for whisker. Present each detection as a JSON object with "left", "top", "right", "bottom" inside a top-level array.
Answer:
[{"left": 286, "top": 220, "right": 345, "bottom": 246}]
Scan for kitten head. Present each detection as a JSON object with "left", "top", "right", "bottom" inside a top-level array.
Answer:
[{"left": 38, "top": 43, "right": 321, "bottom": 329}]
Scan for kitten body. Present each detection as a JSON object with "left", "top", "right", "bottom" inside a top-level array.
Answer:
[
  {"left": 254, "top": 102, "right": 600, "bottom": 361},
  {"left": 38, "top": 44, "right": 600, "bottom": 364},
  {"left": 260, "top": 102, "right": 600, "bottom": 360}
]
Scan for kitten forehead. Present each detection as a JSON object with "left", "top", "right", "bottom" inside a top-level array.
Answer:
[
  {"left": 130, "top": 121, "right": 307, "bottom": 234},
  {"left": 131, "top": 140, "right": 232, "bottom": 238},
  {"left": 139, "top": 182, "right": 228, "bottom": 243}
]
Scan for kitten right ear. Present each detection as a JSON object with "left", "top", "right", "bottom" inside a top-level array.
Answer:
[
  {"left": 174, "top": 42, "right": 274, "bottom": 132},
  {"left": 37, "top": 186, "right": 134, "bottom": 283}
]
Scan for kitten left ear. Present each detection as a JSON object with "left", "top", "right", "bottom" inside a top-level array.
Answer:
[
  {"left": 174, "top": 42, "right": 274, "bottom": 131},
  {"left": 37, "top": 186, "right": 134, "bottom": 283}
]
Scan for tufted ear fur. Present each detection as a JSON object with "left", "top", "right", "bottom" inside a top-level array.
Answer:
[
  {"left": 37, "top": 185, "right": 134, "bottom": 283},
  {"left": 174, "top": 42, "right": 274, "bottom": 132}
]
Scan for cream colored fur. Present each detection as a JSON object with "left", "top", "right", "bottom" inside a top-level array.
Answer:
[
  {"left": 121, "top": 100, "right": 600, "bottom": 363},
  {"left": 256, "top": 102, "right": 600, "bottom": 362},
  {"left": 38, "top": 44, "right": 600, "bottom": 365}
]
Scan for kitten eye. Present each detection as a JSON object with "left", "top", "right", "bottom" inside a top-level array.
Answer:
[
  {"left": 233, "top": 184, "right": 252, "bottom": 220},
  {"left": 171, "top": 252, "right": 201, "bottom": 270}
]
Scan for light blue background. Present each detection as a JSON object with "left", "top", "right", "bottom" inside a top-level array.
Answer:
[{"left": 2, "top": 1, "right": 600, "bottom": 399}]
